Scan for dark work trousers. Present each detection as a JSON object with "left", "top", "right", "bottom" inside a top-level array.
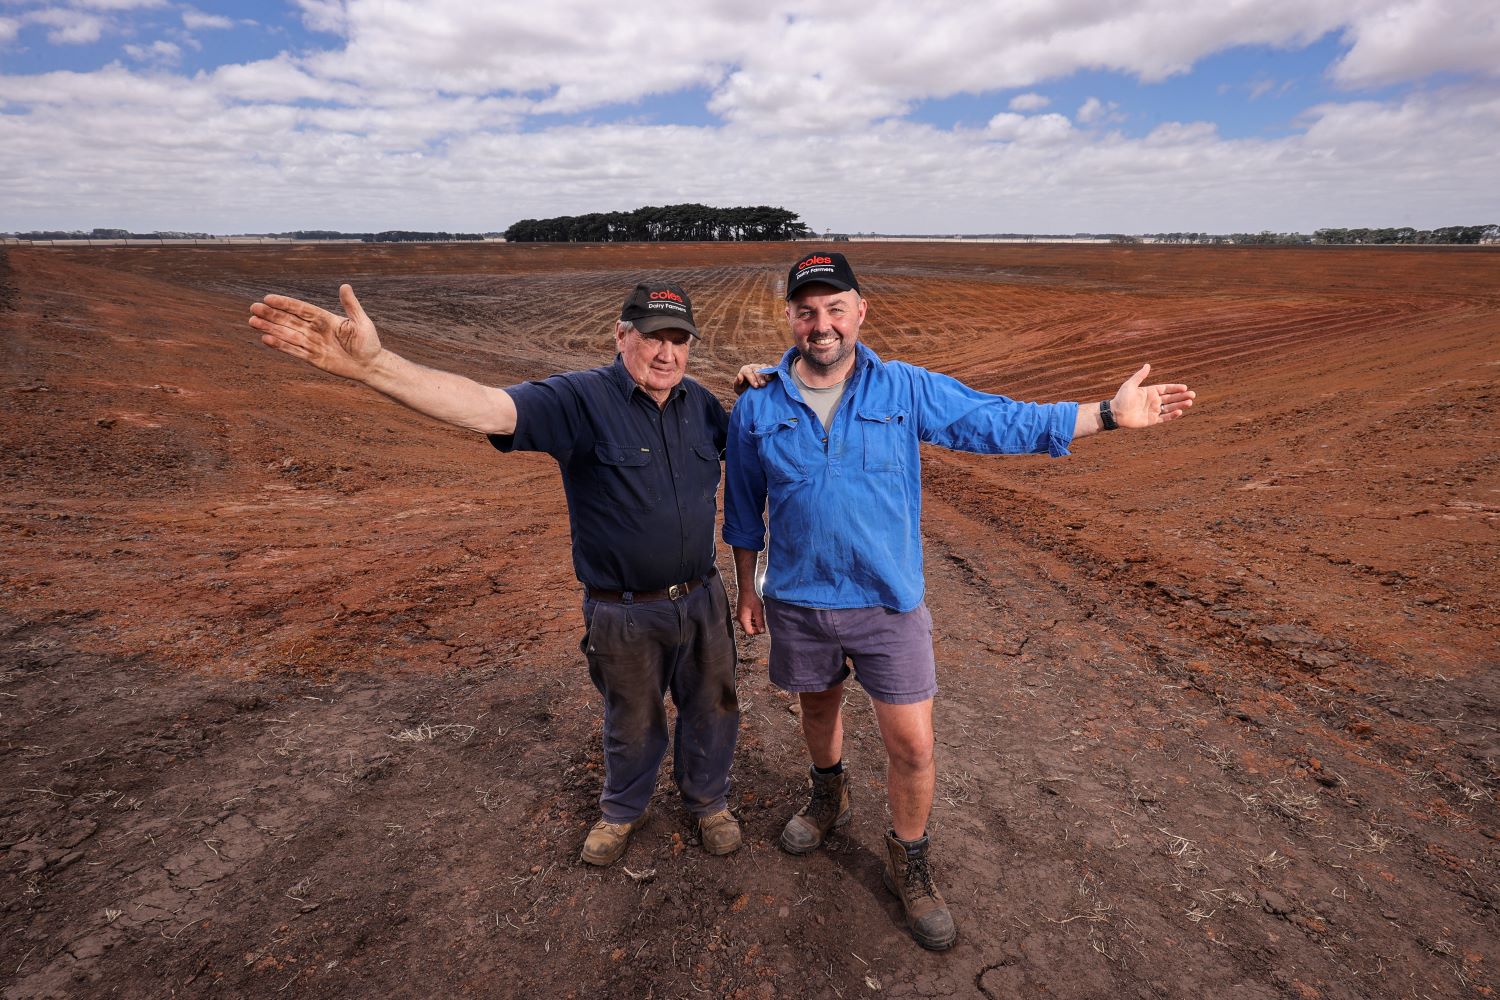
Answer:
[{"left": 581, "top": 573, "right": 739, "bottom": 823}]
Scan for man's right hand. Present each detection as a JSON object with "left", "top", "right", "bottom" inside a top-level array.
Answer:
[
  {"left": 249, "top": 283, "right": 518, "bottom": 435},
  {"left": 736, "top": 590, "right": 766, "bottom": 635},
  {"left": 732, "top": 364, "right": 774, "bottom": 396},
  {"left": 250, "top": 284, "right": 382, "bottom": 382}
]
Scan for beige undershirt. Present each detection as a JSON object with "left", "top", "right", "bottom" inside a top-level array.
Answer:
[{"left": 790, "top": 362, "right": 848, "bottom": 432}]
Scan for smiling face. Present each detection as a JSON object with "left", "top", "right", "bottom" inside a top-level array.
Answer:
[
  {"left": 787, "top": 283, "right": 866, "bottom": 384},
  {"left": 616, "top": 321, "right": 693, "bottom": 404}
]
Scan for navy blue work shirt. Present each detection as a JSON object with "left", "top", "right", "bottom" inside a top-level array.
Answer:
[{"left": 488, "top": 354, "right": 729, "bottom": 592}]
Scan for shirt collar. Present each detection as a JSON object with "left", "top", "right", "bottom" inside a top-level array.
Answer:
[{"left": 776, "top": 342, "right": 880, "bottom": 386}]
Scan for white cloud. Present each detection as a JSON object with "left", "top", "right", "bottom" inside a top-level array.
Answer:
[
  {"left": 1332, "top": 0, "right": 1500, "bottom": 87},
  {"left": 0, "top": 63, "right": 202, "bottom": 107},
  {"left": 1077, "top": 97, "right": 1122, "bottom": 125},
  {"left": 986, "top": 111, "right": 1074, "bottom": 144},
  {"left": 298, "top": 2, "right": 764, "bottom": 118},
  {"left": 207, "top": 57, "right": 362, "bottom": 105},
  {"left": 1, "top": 1, "right": 1498, "bottom": 235},
  {"left": 293, "top": 0, "right": 349, "bottom": 36},
  {"left": 66, "top": 0, "right": 167, "bottom": 9},
  {"left": 0, "top": 17, "right": 19, "bottom": 43},
  {"left": 28, "top": 8, "right": 106, "bottom": 44},
  {"left": 1144, "top": 121, "right": 1219, "bottom": 143},
  {"left": 124, "top": 38, "right": 180, "bottom": 65},
  {"left": 181, "top": 9, "right": 233, "bottom": 31},
  {"left": 9, "top": 67, "right": 1495, "bottom": 235},
  {"left": 250, "top": 2, "right": 1359, "bottom": 128}
]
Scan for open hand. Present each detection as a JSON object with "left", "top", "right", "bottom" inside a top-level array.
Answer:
[
  {"left": 249, "top": 284, "right": 382, "bottom": 382},
  {"left": 1110, "top": 364, "right": 1195, "bottom": 428}
]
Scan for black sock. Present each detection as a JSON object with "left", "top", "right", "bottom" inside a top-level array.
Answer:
[{"left": 813, "top": 760, "right": 844, "bottom": 775}]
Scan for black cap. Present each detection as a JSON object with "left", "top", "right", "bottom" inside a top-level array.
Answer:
[
  {"left": 620, "top": 282, "right": 700, "bottom": 339},
  {"left": 786, "top": 251, "right": 860, "bottom": 300}
]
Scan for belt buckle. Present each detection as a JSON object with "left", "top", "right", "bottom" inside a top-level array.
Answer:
[{"left": 667, "top": 583, "right": 685, "bottom": 600}]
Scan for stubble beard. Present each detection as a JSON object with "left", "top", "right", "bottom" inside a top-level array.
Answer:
[{"left": 799, "top": 337, "right": 852, "bottom": 378}]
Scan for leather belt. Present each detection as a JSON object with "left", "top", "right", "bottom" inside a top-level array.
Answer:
[{"left": 587, "top": 567, "right": 716, "bottom": 604}]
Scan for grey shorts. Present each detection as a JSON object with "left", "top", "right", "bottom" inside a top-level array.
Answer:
[{"left": 763, "top": 598, "right": 937, "bottom": 705}]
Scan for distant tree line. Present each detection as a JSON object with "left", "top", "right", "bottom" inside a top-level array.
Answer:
[
  {"left": 9, "top": 228, "right": 213, "bottom": 240},
  {"left": 1311, "top": 225, "right": 1496, "bottom": 245},
  {"left": 504, "top": 204, "right": 812, "bottom": 243},
  {"left": 2, "top": 229, "right": 486, "bottom": 242},
  {"left": 9, "top": 222, "right": 1495, "bottom": 246},
  {"left": 1140, "top": 225, "right": 1498, "bottom": 246}
]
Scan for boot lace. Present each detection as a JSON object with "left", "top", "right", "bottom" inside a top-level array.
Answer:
[
  {"left": 904, "top": 853, "right": 937, "bottom": 899},
  {"left": 806, "top": 774, "right": 842, "bottom": 822}
]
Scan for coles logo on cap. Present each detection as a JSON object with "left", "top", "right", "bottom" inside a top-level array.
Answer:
[
  {"left": 648, "top": 289, "right": 686, "bottom": 311},
  {"left": 621, "top": 281, "right": 700, "bottom": 337},
  {"left": 785, "top": 250, "right": 858, "bottom": 299},
  {"left": 647, "top": 288, "right": 686, "bottom": 312}
]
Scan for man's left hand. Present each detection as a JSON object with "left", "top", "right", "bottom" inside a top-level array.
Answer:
[{"left": 1111, "top": 364, "right": 1195, "bottom": 428}]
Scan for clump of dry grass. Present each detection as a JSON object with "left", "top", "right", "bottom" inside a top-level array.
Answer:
[{"left": 390, "top": 722, "right": 476, "bottom": 744}]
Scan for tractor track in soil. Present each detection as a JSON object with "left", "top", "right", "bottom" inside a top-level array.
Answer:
[{"left": 1, "top": 242, "right": 1495, "bottom": 999}]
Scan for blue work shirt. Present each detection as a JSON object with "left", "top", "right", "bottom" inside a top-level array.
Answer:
[
  {"left": 490, "top": 355, "right": 729, "bottom": 592},
  {"left": 723, "top": 343, "right": 1077, "bottom": 612}
]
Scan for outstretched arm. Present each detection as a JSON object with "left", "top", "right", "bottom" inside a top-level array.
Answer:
[
  {"left": 249, "top": 284, "right": 517, "bottom": 436},
  {"left": 1074, "top": 364, "right": 1194, "bottom": 439}
]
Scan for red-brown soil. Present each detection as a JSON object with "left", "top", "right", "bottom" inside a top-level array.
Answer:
[{"left": 1, "top": 241, "right": 1496, "bottom": 999}]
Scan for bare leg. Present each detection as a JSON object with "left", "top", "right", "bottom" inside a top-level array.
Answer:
[
  {"left": 798, "top": 684, "right": 845, "bottom": 768},
  {"left": 870, "top": 697, "right": 935, "bottom": 841}
]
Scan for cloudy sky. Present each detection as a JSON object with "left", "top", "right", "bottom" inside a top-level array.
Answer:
[{"left": 2, "top": 0, "right": 1497, "bottom": 235}]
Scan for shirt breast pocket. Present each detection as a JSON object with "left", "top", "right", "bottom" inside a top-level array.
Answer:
[
  {"left": 594, "top": 441, "right": 660, "bottom": 512},
  {"left": 691, "top": 441, "right": 722, "bottom": 500},
  {"left": 750, "top": 416, "right": 808, "bottom": 484},
  {"left": 855, "top": 408, "right": 909, "bottom": 472}
]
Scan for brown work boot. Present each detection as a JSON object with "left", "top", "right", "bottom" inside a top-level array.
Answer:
[
  {"left": 780, "top": 766, "right": 851, "bottom": 854},
  {"left": 697, "top": 809, "right": 742, "bottom": 856},
  {"left": 882, "top": 831, "right": 957, "bottom": 951},
  {"left": 580, "top": 811, "right": 649, "bottom": 866}
]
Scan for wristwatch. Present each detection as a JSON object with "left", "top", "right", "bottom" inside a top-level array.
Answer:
[{"left": 1098, "top": 400, "right": 1118, "bottom": 431}]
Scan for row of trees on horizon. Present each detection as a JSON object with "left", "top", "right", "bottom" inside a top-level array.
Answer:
[
  {"left": 503, "top": 204, "right": 812, "bottom": 243},
  {"left": 6, "top": 222, "right": 1496, "bottom": 246},
  {"left": 3, "top": 228, "right": 489, "bottom": 243},
  {"left": 1137, "top": 224, "right": 1498, "bottom": 245}
]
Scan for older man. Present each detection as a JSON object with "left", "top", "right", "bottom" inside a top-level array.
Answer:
[
  {"left": 724, "top": 251, "right": 1195, "bottom": 949},
  {"left": 250, "top": 281, "right": 741, "bottom": 865}
]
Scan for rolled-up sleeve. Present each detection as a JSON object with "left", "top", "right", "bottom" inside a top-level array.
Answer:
[{"left": 722, "top": 399, "right": 768, "bottom": 551}]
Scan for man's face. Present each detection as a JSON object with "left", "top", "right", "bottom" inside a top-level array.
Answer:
[
  {"left": 616, "top": 322, "right": 693, "bottom": 401},
  {"left": 787, "top": 284, "right": 866, "bottom": 377}
]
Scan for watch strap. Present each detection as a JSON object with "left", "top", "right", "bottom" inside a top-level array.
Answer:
[{"left": 1099, "top": 399, "right": 1118, "bottom": 431}]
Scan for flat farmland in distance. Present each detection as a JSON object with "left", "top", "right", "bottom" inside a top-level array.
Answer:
[{"left": 1, "top": 242, "right": 1495, "bottom": 999}]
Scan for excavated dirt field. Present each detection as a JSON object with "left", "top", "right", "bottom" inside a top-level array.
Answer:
[{"left": 1, "top": 241, "right": 1497, "bottom": 999}]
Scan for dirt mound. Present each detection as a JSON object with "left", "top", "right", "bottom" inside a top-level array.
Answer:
[{"left": 1, "top": 243, "right": 1495, "bottom": 998}]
